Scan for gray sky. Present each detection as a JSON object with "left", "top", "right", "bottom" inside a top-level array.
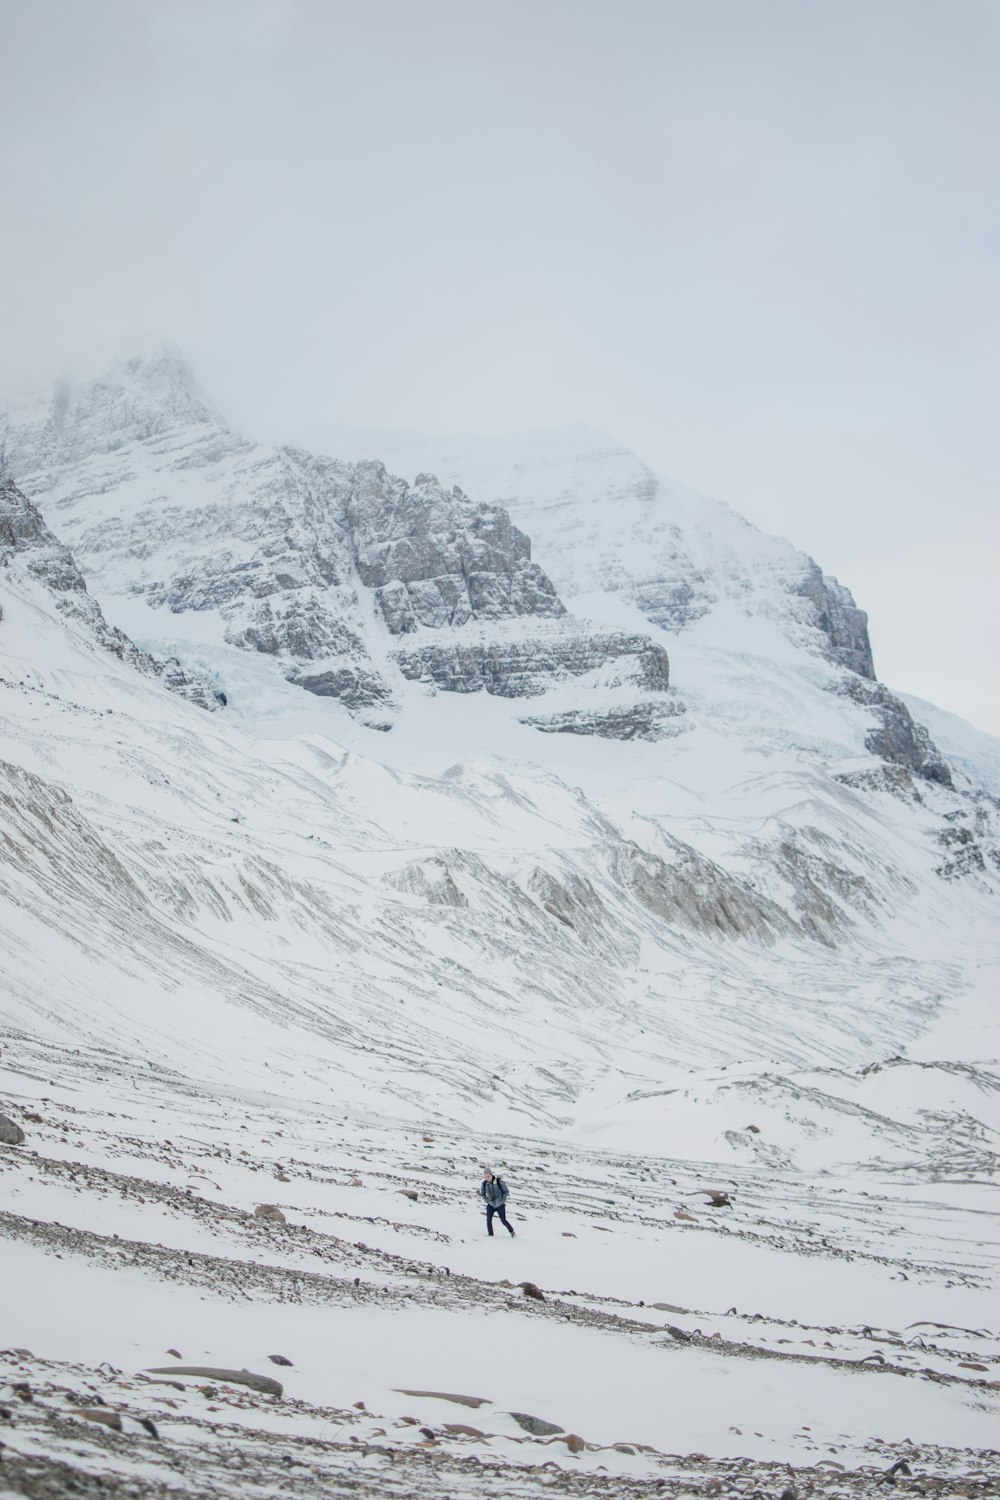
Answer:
[{"left": 2, "top": 0, "right": 997, "bottom": 732}]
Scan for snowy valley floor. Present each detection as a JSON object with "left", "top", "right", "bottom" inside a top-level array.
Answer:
[{"left": 1, "top": 1041, "right": 999, "bottom": 1499}]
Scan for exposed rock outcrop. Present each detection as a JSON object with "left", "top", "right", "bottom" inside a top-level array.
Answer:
[
  {"left": 0, "top": 1112, "right": 26, "bottom": 1145},
  {"left": 347, "top": 466, "right": 564, "bottom": 633},
  {"left": 0, "top": 478, "right": 222, "bottom": 710},
  {"left": 393, "top": 632, "right": 669, "bottom": 699},
  {"left": 521, "top": 700, "right": 685, "bottom": 741},
  {"left": 384, "top": 856, "right": 469, "bottom": 907},
  {"left": 607, "top": 839, "right": 796, "bottom": 944},
  {"left": 842, "top": 676, "right": 952, "bottom": 787},
  {"left": 796, "top": 564, "right": 875, "bottom": 679}
]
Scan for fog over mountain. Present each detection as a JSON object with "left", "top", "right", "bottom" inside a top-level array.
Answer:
[
  {"left": 2, "top": 6, "right": 999, "bottom": 1495},
  {"left": 1, "top": 1, "right": 998, "bottom": 731}
]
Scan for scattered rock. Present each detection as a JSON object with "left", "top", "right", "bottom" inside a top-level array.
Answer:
[
  {"left": 166, "top": 1349, "right": 182, "bottom": 1359},
  {"left": 442, "top": 1422, "right": 486, "bottom": 1438},
  {"left": 268, "top": 1355, "right": 293, "bottom": 1367},
  {"left": 396, "top": 1390, "right": 491, "bottom": 1408},
  {"left": 561, "top": 1231, "right": 576, "bottom": 1238},
  {"left": 144, "top": 1367, "right": 283, "bottom": 1397},
  {"left": 71, "top": 1409, "right": 123, "bottom": 1432},
  {"left": 253, "top": 1204, "right": 286, "bottom": 1223},
  {"left": 12, "top": 1384, "right": 32, "bottom": 1403},
  {"left": 0, "top": 1113, "right": 26, "bottom": 1146},
  {"left": 883, "top": 1459, "right": 912, "bottom": 1483},
  {"left": 510, "top": 1412, "right": 564, "bottom": 1436},
  {"left": 399, "top": 1189, "right": 419, "bottom": 1202},
  {"left": 663, "top": 1325, "right": 692, "bottom": 1342}
]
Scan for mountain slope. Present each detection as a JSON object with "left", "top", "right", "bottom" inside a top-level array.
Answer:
[{"left": 2, "top": 353, "right": 1000, "bottom": 1497}]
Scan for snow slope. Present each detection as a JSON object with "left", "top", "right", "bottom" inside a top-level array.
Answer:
[{"left": 1, "top": 353, "right": 999, "bottom": 1497}]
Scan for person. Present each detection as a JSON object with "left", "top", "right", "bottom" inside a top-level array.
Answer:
[{"left": 479, "top": 1167, "right": 515, "bottom": 1236}]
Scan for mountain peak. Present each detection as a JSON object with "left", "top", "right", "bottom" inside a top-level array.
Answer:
[{"left": 0, "top": 347, "right": 222, "bottom": 481}]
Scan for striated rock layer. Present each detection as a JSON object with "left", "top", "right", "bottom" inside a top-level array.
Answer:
[{"left": 0, "top": 357, "right": 675, "bottom": 738}]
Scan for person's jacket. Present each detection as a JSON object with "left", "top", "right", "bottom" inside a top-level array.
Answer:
[{"left": 479, "top": 1176, "right": 509, "bottom": 1208}]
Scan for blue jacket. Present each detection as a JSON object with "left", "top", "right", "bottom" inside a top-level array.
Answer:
[{"left": 480, "top": 1176, "right": 509, "bottom": 1208}]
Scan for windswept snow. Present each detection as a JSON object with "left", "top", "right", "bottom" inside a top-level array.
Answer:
[{"left": 1, "top": 353, "right": 999, "bottom": 1498}]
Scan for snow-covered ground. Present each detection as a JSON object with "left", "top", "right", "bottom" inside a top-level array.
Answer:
[{"left": 1, "top": 355, "right": 999, "bottom": 1497}]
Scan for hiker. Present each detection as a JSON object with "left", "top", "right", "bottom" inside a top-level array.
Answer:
[{"left": 479, "top": 1167, "right": 515, "bottom": 1237}]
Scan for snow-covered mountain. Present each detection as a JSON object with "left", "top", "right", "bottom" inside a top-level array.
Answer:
[{"left": 2, "top": 352, "right": 999, "bottom": 1497}]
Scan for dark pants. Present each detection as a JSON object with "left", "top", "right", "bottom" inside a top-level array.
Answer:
[{"left": 486, "top": 1203, "right": 514, "bottom": 1236}]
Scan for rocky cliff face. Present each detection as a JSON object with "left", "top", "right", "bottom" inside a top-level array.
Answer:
[
  {"left": 1, "top": 353, "right": 959, "bottom": 778},
  {"left": 0, "top": 357, "right": 675, "bottom": 739},
  {"left": 0, "top": 476, "right": 221, "bottom": 710},
  {"left": 298, "top": 422, "right": 883, "bottom": 679},
  {"left": 795, "top": 564, "right": 875, "bottom": 679},
  {"left": 841, "top": 675, "right": 952, "bottom": 787}
]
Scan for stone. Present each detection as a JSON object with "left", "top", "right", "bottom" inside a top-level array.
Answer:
[
  {"left": 0, "top": 1113, "right": 25, "bottom": 1146},
  {"left": 268, "top": 1355, "right": 293, "bottom": 1366},
  {"left": 253, "top": 1204, "right": 286, "bottom": 1223},
  {"left": 442, "top": 1422, "right": 486, "bottom": 1438},
  {"left": 144, "top": 1366, "right": 283, "bottom": 1397},
  {"left": 663, "top": 1325, "right": 692, "bottom": 1342},
  {"left": 510, "top": 1412, "right": 564, "bottom": 1436},
  {"left": 399, "top": 1189, "right": 418, "bottom": 1202},
  {"left": 518, "top": 1281, "right": 545, "bottom": 1301},
  {"left": 395, "top": 1389, "right": 490, "bottom": 1408},
  {"left": 71, "top": 1408, "right": 123, "bottom": 1432}
]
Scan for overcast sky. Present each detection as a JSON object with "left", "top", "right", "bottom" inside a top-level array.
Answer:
[{"left": 2, "top": 0, "right": 997, "bottom": 731}]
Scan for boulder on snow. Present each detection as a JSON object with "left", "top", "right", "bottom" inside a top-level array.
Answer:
[
  {"left": 0, "top": 1114, "right": 25, "bottom": 1146},
  {"left": 510, "top": 1411, "right": 564, "bottom": 1436},
  {"left": 144, "top": 1366, "right": 283, "bottom": 1397},
  {"left": 394, "top": 1389, "right": 490, "bottom": 1408},
  {"left": 253, "top": 1204, "right": 286, "bottom": 1223},
  {"left": 268, "top": 1354, "right": 293, "bottom": 1366},
  {"left": 71, "top": 1408, "right": 123, "bottom": 1432}
]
